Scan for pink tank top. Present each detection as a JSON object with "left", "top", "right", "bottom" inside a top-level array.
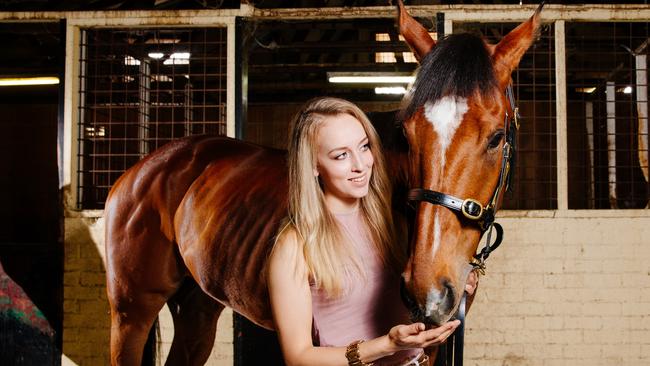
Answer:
[{"left": 310, "top": 210, "right": 422, "bottom": 365}]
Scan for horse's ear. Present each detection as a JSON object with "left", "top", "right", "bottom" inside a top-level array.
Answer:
[
  {"left": 395, "top": 0, "right": 435, "bottom": 62},
  {"left": 491, "top": 2, "right": 544, "bottom": 88}
]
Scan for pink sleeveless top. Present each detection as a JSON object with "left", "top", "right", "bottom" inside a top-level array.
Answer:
[{"left": 310, "top": 211, "right": 422, "bottom": 365}]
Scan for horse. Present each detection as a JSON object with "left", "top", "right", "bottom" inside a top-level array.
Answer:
[{"left": 104, "top": 2, "right": 543, "bottom": 365}]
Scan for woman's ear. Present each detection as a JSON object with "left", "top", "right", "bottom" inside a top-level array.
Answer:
[{"left": 313, "top": 169, "right": 319, "bottom": 177}]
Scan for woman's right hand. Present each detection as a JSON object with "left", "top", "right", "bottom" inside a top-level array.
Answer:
[{"left": 387, "top": 321, "right": 460, "bottom": 351}]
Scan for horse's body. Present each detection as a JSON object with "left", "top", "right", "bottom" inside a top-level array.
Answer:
[
  {"left": 106, "top": 2, "right": 543, "bottom": 365},
  {"left": 106, "top": 136, "right": 287, "bottom": 328}
]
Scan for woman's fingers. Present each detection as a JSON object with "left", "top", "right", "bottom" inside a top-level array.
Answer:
[
  {"left": 465, "top": 270, "right": 479, "bottom": 295},
  {"left": 421, "top": 321, "right": 459, "bottom": 342},
  {"left": 421, "top": 321, "right": 460, "bottom": 347},
  {"left": 405, "top": 320, "right": 459, "bottom": 343},
  {"left": 390, "top": 320, "right": 461, "bottom": 349}
]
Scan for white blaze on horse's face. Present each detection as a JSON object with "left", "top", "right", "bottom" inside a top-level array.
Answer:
[
  {"left": 423, "top": 96, "right": 469, "bottom": 260},
  {"left": 423, "top": 96, "right": 469, "bottom": 168}
]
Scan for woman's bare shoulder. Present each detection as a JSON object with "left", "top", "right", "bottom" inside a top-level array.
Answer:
[
  {"left": 269, "top": 224, "right": 309, "bottom": 284},
  {"left": 270, "top": 224, "right": 306, "bottom": 267}
]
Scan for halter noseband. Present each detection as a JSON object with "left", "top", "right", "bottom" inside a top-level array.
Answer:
[{"left": 407, "top": 84, "right": 519, "bottom": 272}]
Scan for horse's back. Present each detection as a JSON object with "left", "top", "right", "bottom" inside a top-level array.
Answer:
[{"left": 105, "top": 136, "right": 287, "bottom": 330}]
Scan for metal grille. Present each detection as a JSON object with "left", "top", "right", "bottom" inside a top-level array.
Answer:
[
  {"left": 77, "top": 27, "right": 227, "bottom": 209},
  {"left": 567, "top": 22, "right": 650, "bottom": 209},
  {"left": 454, "top": 22, "right": 557, "bottom": 210}
]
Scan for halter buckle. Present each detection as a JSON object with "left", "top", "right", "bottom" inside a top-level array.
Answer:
[
  {"left": 470, "top": 257, "right": 486, "bottom": 276},
  {"left": 461, "top": 198, "right": 484, "bottom": 220}
]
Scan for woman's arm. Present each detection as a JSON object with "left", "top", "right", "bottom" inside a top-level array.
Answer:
[{"left": 268, "top": 229, "right": 460, "bottom": 366}]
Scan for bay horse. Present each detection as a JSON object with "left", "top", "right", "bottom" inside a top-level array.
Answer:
[{"left": 105, "top": 2, "right": 543, "bottom": 365}]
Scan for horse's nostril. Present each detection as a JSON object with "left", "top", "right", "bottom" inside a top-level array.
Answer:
[
  {"left": 441, "top": 278, "right": 456, "bottom": 309},
  {"left": 442, "top": 278, "right": 453, "bottom": 293}
]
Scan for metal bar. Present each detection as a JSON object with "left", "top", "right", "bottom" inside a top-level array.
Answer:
[
  {"left": 606, "top": 81, "right": 617, "bottom": 208},
  {"left": 634, "top": 54, "right": 649, "bottom": 191},
  {"left": 235, "top": 17, "right": 248, "bottom": 140},
  {"left": 76, "top": 29, "right": 88, "bottom": 209},
  {"left": 184, "top": 82, "right": 193, "bottom": 136},
  {"left": 138, "top": 59, "right": 151, "bottom": 157},
  {"left": 436, "top": 12, "right": 445, "bottom": 39},
  {"left": 585, "top": 101, "right": 595, "bottom": 209}
]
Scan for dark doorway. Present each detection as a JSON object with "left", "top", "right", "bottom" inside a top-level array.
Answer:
[{"left": 0, "top": 22, "right": 63, "bottom": 364}]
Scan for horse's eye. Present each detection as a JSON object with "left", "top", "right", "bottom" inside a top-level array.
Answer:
[{"left": 487, "top": 130, "right": 505, "bottom": 150}]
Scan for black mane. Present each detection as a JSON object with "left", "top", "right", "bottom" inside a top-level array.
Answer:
[{"left": 400, "top": 33, "right": 498, "bottom": 120}]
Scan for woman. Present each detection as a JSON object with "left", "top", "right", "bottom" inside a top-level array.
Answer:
[{"left": 268, "top": 97, "right": 475, "bottom": 366}]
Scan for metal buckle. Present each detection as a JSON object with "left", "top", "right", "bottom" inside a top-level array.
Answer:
[
  {"left": 461, "top": 198, "right": 484, "bottom": 220},
  {"left": 470, "top": 257, "right": 486, "bottom": 276}
]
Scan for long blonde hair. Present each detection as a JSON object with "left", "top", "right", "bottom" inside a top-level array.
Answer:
[{"left": 282, "top": 97, "right": 405, "bottom": 297}]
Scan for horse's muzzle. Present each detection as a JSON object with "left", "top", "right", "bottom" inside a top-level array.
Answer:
[{"left": 400, "top": 276, "right": 457, "bottom": 327}]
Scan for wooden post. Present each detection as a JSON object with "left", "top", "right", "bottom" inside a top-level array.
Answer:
[{"left": 556, "top": 20, "right": 569, "bottom": 210}]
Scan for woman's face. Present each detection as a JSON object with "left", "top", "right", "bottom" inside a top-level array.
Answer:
[{"left": 314, "top": 113, "right": 374, "bottom": 213}]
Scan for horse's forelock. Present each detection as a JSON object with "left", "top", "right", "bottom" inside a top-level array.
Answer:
[{"left": 400, "top": 33, "right": 498, "bottom": 122}]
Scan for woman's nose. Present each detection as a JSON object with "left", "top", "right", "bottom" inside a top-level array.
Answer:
[{"left": 350, "top": 152, "right": 365, "bottom": 171}]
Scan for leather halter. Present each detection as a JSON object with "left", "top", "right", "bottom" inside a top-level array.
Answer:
[{"left": 407, "top": 84, "right": 518, "bottom": 272}]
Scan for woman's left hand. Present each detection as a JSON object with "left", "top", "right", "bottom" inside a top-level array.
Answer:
[{"left": 464, "top": 270, "right": 479, "bottom": 295}]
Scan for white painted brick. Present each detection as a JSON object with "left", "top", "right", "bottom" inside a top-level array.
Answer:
[
  {"left": 602, "top": 344, "right": 641, "bottom": 359},
  {"left": 563, "top": 258, "right": 604, "bottom": 274},
  {"left": 540, "top": 302, "right": 582, "bottom": 316},
  {"left": 564, "top": 316, "right": 603, "bottom": 330},
  {"left": 563, "top": 344, "right": 603, "bottom": 358},
  {"left": 621, "top": 302, "right": 650, "bottom": 315},
  {"left": 581, "top": 302, "right": 621, "bottom": 316},
  {"left": 524, "top": 316, "right": 563, "bottom": 330},
  {"left": 543, "top": 273, "right": 585, "bottom": 288},
  {"left": 543, "top": 329, "right": 582, "bottom": 344}
]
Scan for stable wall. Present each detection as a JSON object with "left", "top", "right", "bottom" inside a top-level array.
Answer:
[
  {"left": 62, "top": 215, "right": 234, "bottom": 365},
  {"left": 466, "top": 213, "right": 650, "bottom": 366},
  {"left": 61, "top": 211, "right": 650, "bottom": 365}
]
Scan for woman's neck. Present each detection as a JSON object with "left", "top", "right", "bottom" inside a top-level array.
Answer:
[{"left": 323, "top": 195, "right": 360, "bottom": 215}]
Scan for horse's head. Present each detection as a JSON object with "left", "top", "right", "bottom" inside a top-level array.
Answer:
[{"left": 395, "top": 0, "right": 543, "bottom": 326}]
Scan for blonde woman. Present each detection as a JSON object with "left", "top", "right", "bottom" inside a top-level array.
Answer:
[{"left": 268, "top": 97, "right": 475, "bottom": 366}]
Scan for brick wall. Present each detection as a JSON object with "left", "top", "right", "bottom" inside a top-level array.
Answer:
[
  {"left": 63, "top": 216, "right": 110, "bottom": 365},
  {"left": 62, "top": 213, "right": 650, "bottom": 365},
  {"left": 465, "top": 214, "right": 650, "bottom": 366},
  {"left": 62, "top": 215, "right": 234, "bottom": 365}
]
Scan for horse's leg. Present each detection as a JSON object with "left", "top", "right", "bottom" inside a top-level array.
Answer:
[
  {"left": 109, "top": 292, "right": 168, "bottom": 366},
  {"left": 107, "top": 232, "right": 183, "bottom": 366},
  {"left": 165, "top": 279, "right": 224, "bottom": 366}
]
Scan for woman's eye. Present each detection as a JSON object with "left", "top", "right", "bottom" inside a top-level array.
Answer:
[
  {"left": 360, "top": 143, "right": 370, "bottom": 151},
  {"left": 335, "top": 152, "right": 348, "bottom": 160},
  {"left": 488, "top": 131, "right": 505, "bottom": 150}
]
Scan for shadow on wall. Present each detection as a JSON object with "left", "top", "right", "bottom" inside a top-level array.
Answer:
[{"left": 62, "top": 214, "right": 111, "bottom": 365}]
